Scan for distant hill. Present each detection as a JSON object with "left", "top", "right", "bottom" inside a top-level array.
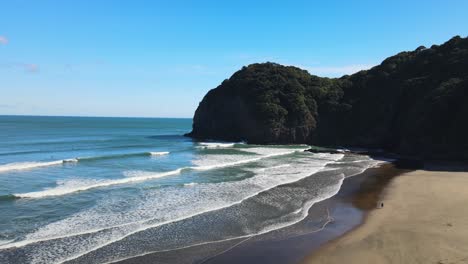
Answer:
[{"left": 186, "top": 36, "right": 468, "bottom": 160}]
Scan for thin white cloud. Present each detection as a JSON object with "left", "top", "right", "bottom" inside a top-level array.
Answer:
[{"left": 0, "top": 36, "right": 8, "bottom": 45}]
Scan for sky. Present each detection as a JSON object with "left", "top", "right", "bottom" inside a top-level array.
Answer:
[{"left": 1, "top": 0, "right": 467, "bottom": 118}]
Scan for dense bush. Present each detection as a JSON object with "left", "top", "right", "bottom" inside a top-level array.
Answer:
[{"left": 187, "top": 36, "right": 468, "bottom": 160}]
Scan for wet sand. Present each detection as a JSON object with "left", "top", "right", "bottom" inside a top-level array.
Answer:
[{"left": 304, "top": 169, "right": 468, "bottom": 264}]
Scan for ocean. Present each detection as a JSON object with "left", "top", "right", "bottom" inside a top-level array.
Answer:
[{"left": 0, "top": 116, "right": 381, "bottom": 264}]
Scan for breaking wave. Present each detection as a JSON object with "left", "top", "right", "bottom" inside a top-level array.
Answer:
[
  {"left": 1, "top": 152, "right": 344, "bottom": 261},
  {"left": 14, "top": 169, "right": 183, "bottom": 199},
  {"left": 0, "top": 160, "right": 77, "bottom": 173},
  {"left": 197, "top": 142, "right": 236, "bottom": 148},
  {"left": 13, "top": 148, "right": 306, "bottom": 199},
  {"left": 0, "top": 151, "right": 170, "bottom": 173}
]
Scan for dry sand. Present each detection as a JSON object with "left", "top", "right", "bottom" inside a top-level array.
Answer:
[{"left": 304, "top": 170, "right": 468, "bottom": 264}]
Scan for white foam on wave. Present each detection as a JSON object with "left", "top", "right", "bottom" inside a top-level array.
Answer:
[
  {"left": 250, "top": 172, "right": 345, "bottom": 236},
  {"left": 343, "top": 159, "right": 389, "bottom": 179},
  {"left": 191, "top": 151, "right": 291, "bottom": 171},
  {"left": 122, "top": 170, "right": 153, "bottom": 178},
  {"left": 63, "top": 158, "right": 79, "bottom": 163},
  {"left": 14, "top": 169, "right": 183, "bottom": 199},
  {"left": 13, "top": 148, "right": 304, "bottom": 199},
  {"left": 197, "top": 142, "right": 236, "bottom": 148},
  {"left": 104, "top": 174, "right": 347, "bottom": 264},
  {"left": 311, "top": 153, "right": 346, "bottom": 160},
  {"left": 76, "top": 151, "right": 167, "bottom": 161},
  {"left": 191, "top": 147, "right": 307, "bottom": 171},
  {"left": 1, "top": 151, "right": 344, "bottom": 264},
  {"left": 149, "top": 151, "right": 169, "bottom": 156},
  {"left": 319, "top": 167, "right": 342, "bottom": 172},
  {"left": 0, "top": 239, "right": 14, "bottom": 246},
  {"left": 0, "top": 152, "right": 170, "bottom": 174},
  {"left": 364, "top": 159, "right": 388, "bottom": 169},
  {"left": 0, "top": 150, "right": 168, "bottom": 173},
  {"left": 258, "top": 164, "right": 291, "bottom": 172},
  {"left": 267, "top": 164, "right": 291, "bottom": 169},
  {"left": 0, "top": 159, "right": 78, "bottom": 173},
  {"left": 334, "top": 159, "right": 373, "bottom": 164},
  {"left": 242, "top": 147, "right": 306, "bottom": 155}
]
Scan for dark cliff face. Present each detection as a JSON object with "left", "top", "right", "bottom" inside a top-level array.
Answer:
[
  {"left": 187, "top": 36, "right": 468, "bottom": 160},
  {"left": 187, "top": 63, "right": 339, "bottom": 144}
]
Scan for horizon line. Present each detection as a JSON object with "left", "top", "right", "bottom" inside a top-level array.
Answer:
[{"left": 0, "top": 114, "right": 193, "bottom": 119}]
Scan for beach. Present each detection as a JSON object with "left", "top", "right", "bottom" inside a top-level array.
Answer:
[{"left": 304, "top": 169, "right": 468, "bottom": 264}]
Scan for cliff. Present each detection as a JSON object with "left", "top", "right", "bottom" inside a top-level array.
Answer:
[{"left": 186, "top": 36, "right": 468, "bottom": 160}]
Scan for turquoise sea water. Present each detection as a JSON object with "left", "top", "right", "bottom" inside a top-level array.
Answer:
[{"left": 0, "top": 116, "right": 380, "bottom": 264}]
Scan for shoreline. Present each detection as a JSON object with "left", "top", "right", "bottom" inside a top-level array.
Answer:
[
  {"left": 303, "top": 168, "right": 468, "bottom": 264},
  {"left": 116, "top": 160, "right": 405, "bottom": 264}
]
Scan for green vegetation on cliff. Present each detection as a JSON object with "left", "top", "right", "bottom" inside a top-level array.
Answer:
[{"left": 187, "top": 36, "right": 468, "bottom": 160}]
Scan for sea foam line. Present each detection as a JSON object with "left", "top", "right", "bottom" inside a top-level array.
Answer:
[
  {"left": 191, "top": 150, "right": 298, "bottom": 171},
  {"left": 197, "top": 142, "right": 236, "bottom": 148},
  {"left": 76, "top": 151, "right": 169, "bottom": 161},
  {"left": 0, "top": 160, "right": 77, "bottom": 173},
  {"left": 0, "top": 239, "right": 14, "bottom": 247},
  {"left": 345, "top": 160, "right": 388, "bottom": 178},
  {"left": 2, "top": 152, "right": 338, "bottom": 252},
  {"left": 0, "top": 151, "right": 170, "bottom": 173},
  {"left": 12, "top": 150, "right": 301, "bottom": 199},
  {"left": 149, "top": 151, "right": 169, "bottom": 156},
  {"left": 13, "top": 169, "right": 183, "bottom": 199}
]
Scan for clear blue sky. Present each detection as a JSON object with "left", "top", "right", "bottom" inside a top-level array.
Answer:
[{"left": 1, "top": 0, "right": 467, "bottom": 118}]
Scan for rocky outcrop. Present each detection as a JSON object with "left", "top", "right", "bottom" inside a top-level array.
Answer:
[
  {"left": 186, "top": 63, "right": 328, "bottom": 144},
  {"left": 186, "top": 36, "right": 468, "bottom": 160}
]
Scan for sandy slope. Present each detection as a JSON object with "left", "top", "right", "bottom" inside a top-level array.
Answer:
[{"left": 304, "top": 170, "right": 468, "bottom": 264}]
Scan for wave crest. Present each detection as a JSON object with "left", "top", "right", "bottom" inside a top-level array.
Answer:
[
  {"left": 149, "top": 151, "right": 169, "bottom": 156},
  {"left": 0, "top": 151, "right": 170, "bottom": 173},
  {"left": 14, "top": 169, "right": 183, "bottom": 199},
  {"left": 0, "top": 160, "right": 77, "bottom": 173},
  {"left": 197, "top": 142, "right": 236, "bottom": 148},
  {"left": 13, "top": 148, "right": 308, "bottom": 199}
]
